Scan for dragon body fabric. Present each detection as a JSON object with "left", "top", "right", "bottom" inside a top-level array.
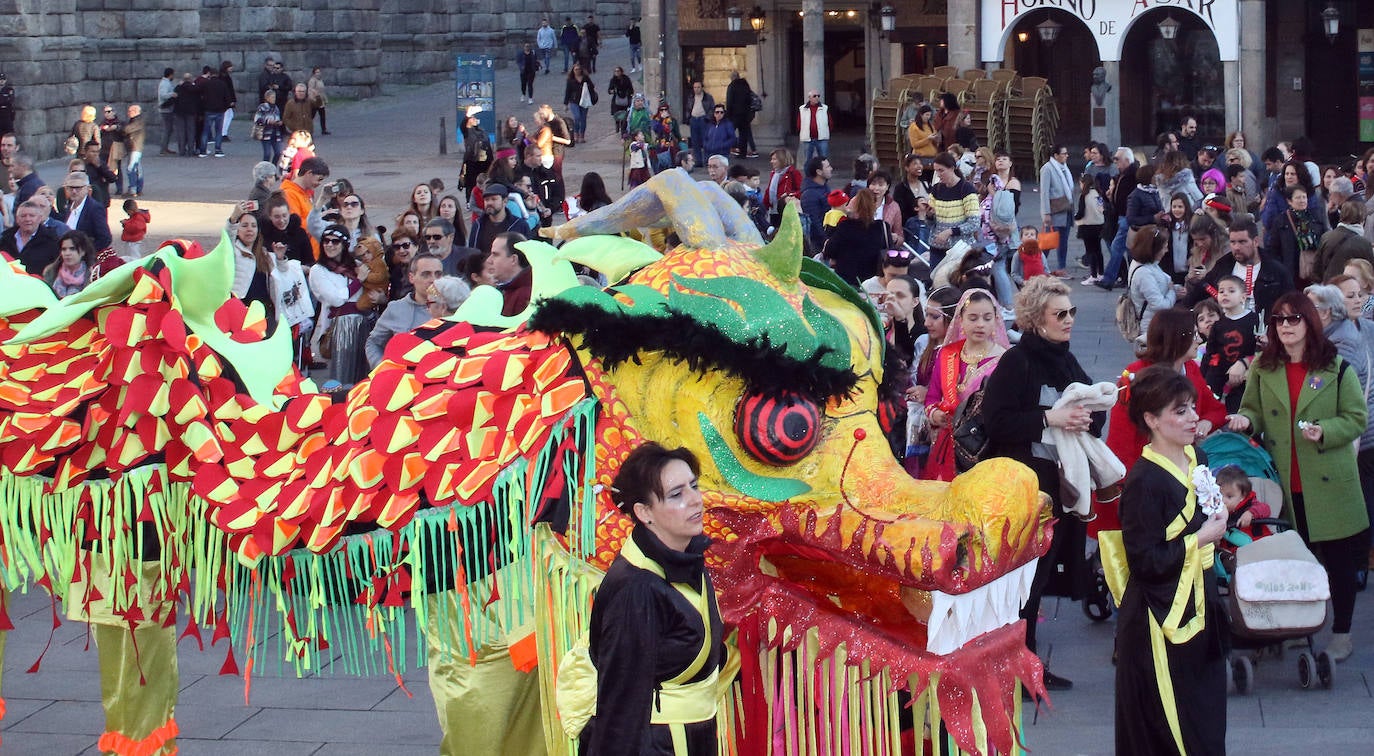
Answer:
[{"left": 0, "top": 170, "right": 1051, "bottom": 755}]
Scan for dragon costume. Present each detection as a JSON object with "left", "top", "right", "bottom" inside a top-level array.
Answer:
[{"left": 0, "top": 170, "right": 1052, "bottom": 755}]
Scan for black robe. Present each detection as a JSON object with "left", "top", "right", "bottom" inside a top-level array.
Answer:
[
  {"left": 1115, "top": 448, "right": 1227, "bottom": 756},
  {"left": 582, "top": 526, "right": 725, "bottom": 756}
]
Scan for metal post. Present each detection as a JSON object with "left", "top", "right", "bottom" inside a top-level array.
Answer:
[{"left": 439, "top": 116, "right": 448, "bottom": 155}]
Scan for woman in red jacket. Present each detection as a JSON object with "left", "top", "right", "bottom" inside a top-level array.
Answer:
[
  {"left": 1103, "top": 306, "right": 1227, "bottom": 528},
  {"left": 762, "top": 147, "right": 803, "bottom": 229}
]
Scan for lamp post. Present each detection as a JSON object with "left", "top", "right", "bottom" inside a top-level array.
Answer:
[
  {"left": 880, "top": 5, "right": 896, "bottom": 35},
  {"left": 749, "top": 5, "right": 766, "bottom": 37},
  {"left": 1036, "top": 17, "right": 1063, "bottom": 46},
  {"left": 1321, "top": 2, "right": 1340, "bottom": 45},
  {"left": 1157, "top": 14, "right": 1180, "bottom": 41},
  {"left": 727, "top": 5, "right": 743, "bottom": 33}
]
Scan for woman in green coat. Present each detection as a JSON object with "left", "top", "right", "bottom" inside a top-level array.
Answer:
[{"left": 1227, "top": 291, "right": 1369, "bottom": 662}]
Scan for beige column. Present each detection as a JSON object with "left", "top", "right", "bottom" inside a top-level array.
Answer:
[
  {"left": 947, "top": 0, "right": 979, "bottom": 72},
  {"left": 1237, "top": 0, "right": 1269, "bottom": 146},
  {"left": 643, "top": 0, "right": 664, "bottom": 107},
  {"left": 802, "top": 0, "right": 825, "bottom": 101}
]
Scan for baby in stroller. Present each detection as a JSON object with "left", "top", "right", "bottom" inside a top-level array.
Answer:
[{"left": 1214, "top": 464, "right": 1277, "bottom": 582}]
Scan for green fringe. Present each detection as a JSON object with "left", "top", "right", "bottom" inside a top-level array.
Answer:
[
  {"left": 232, "top": 397, "right": 601, "bottom": 677},
  {"left": 0, "top": 468, "right": 225, "bottom": 625}
]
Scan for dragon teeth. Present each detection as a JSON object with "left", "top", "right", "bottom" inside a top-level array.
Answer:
[{"left": 925, "top": 559, "right": 1038, "bottom": 655}]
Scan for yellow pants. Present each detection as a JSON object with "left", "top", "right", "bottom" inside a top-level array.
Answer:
[
  {"left": 425, "top": 591, "right": 547, "bottom": 756},
  {"left": 69, "top": 558, "right": 179, "bottom": 756},
  {"left": 94, "top": 622, "right": 178, "bottom": 756}
]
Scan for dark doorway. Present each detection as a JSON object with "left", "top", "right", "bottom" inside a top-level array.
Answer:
[
  {"left": 1304, "top": 0, "right": 1361, "bottom": 158},
  {"left": 1005, "top": 10, "right": 1100, "bottom": 149},
  {"left": 785, "top": 24, "right": 868, "bottom": 134},
  {"left": 1119, "top": 11, "right": 1223, "bottom": 146}
]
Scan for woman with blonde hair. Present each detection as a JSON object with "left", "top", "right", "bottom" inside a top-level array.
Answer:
[{"left": 983, "top": 275, "right": 1101, "bottom": 690}]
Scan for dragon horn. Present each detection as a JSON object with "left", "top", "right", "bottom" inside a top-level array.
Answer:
[
  {"left": 695, "top": 180, "right": 764, "bottom": 246},
  {"left": 540, "top": 169, "right": 727, "bottom": 248},
  {"left": 754, "top": 201, "right": 803, "bottom": 286}
]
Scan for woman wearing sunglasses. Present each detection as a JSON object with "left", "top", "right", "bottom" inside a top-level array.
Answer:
[
  {"left": 982, "top": 275, "right": 1102, "bottom": 692},
  {"left": 1226, "top": 292, "right": 1368, "bottom": 663}
]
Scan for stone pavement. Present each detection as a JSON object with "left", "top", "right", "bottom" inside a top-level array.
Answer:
[{"left": 9, "top": 36, "right": 1374, "bottom": 756}]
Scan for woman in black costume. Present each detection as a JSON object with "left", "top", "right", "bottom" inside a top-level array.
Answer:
[
  {"left": 1115, "top": 365, "right": 1228, "bottom": 755},
  {"left": 582, "top": 442, "right": 726, "bottom": 755}
]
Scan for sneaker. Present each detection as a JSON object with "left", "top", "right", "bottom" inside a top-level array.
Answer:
[
  {"left": 1326, "top": 633, "right": 1353, "bottom": 662},
  {"left": 198, "top": 152, "right": 208, "bottom": 158},
  {"left": 1080, "top": 276, "right": 1099, "bottom": 286},
  {"left": 214, "top": 151, "right": 225, "bottom": 157},
  {"left": 1093, "top": 280, "right": 1114, "bottom": 292},
  {"left": 222, "top": 135, "right": 233, "bottom": 143},
  {"left": 746, "top": 152, "right": 760, "bottom": 158}
]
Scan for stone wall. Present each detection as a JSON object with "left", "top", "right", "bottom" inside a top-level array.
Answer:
[{"left": 2, "top": 0, "right": 632, "bottom": 159}]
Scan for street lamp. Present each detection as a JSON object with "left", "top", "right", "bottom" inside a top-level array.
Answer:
[
  {"left": 749, "top": 5, "right": 766, "bottom": 35},
  {"left": 880, "top": 5, "right": 896, "bottom": 34},
  {"left": 1322, "top": 2, "right": 1340, "bottom": 44},
  {"left": 1036, "top": 18, "right": 1062, "bottom": 46},
  {"left": 1157, "top": 14, "right": 1180, "bottom": 41},
  {"left": 727, "top": 5, "right": 743, "bottom": 33}
]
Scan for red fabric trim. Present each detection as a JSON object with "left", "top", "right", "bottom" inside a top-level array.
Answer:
[{"left": 97, "top": 717, "right": 178, "bottom": 756}]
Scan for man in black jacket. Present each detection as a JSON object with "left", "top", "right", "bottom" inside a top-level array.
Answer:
[
  {"left": 1184, "top": 216, "right": 1292, "bottom": 317},
  {"left": 0, "top": 200, "right": 61, "bottom": 274},
  {"left": 172, "top": 72, "right": 201, "bottom": 157},
  {"left": 724, "top": 71, "right": 757, "bottom": 159},
  {"left": 199, "top": 67, "right": 233, "bottom": 157},
  {"left": 1099, "top": 147, "right": 1139, "bottom": 289}
]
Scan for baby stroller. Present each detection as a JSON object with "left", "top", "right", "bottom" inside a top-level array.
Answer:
[
  {"left": 1200, "top": 432, "right": 1333, "bottom": 693},
  {"left": 1225, "top": 528, "right": 1332, "bottom": 693}
]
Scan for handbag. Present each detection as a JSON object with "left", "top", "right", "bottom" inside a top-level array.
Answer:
[
  {"left": 950, "top": 387, "right": 988, "bottom": 473},
  {"left": 1049, "top": 195, "right": 1072, "bottom": 215},
  {"left": 1038, "top": 225, "right": 1060, "bottom": 251},
  {"left": 250, "top": 118, "right": 265, "bottom": 141}
]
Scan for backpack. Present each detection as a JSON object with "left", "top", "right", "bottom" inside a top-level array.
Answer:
[
  {"left": 1115, "top": 265, "right": 1142, "bottom": 342},
  {"left": 749, "top": 91, "right": 763, "bottom": 112}
]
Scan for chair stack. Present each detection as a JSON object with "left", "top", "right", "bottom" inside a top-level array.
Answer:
[
  {"left": 1002, "top": 76, "right": 1059, "bottom": 177},
  {"left": 865, "top": 66, "right": 1058, "bottom": 177}
]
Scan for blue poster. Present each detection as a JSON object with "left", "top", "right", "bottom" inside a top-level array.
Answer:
[{"left": 455, "top": 54, "right": 497, "bottom": 146}]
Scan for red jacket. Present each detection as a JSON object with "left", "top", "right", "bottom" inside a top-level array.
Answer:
[
  {"left": 120, "top": 209, "right": 150, "bottom": 242},
  {"left": 1106, "top": 358, "right": 1228, "bottom": 474},
  {"left": 763, "top": 166, "right": 803, "bottom": 213}
]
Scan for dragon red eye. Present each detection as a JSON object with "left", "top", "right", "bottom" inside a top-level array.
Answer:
[{"left": 734, "top": 392, "right": 820, "bottom": 466}]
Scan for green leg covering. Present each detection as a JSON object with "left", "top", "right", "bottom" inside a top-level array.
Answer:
[
  {"left": 425, "top": 591, "right": 547, "bottom": 756},
  {"left": 94, "top": 621, "right": 178, "bottom": 756}
]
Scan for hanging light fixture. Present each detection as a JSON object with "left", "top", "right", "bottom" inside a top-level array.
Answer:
[
  {"left": 880, "top": 5, "right": 897, "bottom": 34},
  {"left": 727, "top": 5, "right": 743, "bottom": 33},
  {"left": 1322, "top": 2, "right": 1341, "bottom": 44},
  {"left": 1157, "top": 14, "right": 1180, "bottom": 41},
  {"left": 749, "top": 6, "right": 766, "bottom": 34},
  {"left": 1036, "top": 17, "right": 1062, "bottom": 45}
]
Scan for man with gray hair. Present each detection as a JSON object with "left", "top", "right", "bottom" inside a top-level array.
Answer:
[
  {"left": 706, "top": 154, "right": 731, "bottom": 186},
  {"left": 1325, "top": 176, "right": 1361, "bottom": 226},
  {"left": 0, "top": 199, "right": 61, "bottom": 273},
  {"left": 1096, "top": 146, "right": 1140, "bottom": 290},
  {"left": 423, "top": 216, "right": 479, "bottom": 275}
]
